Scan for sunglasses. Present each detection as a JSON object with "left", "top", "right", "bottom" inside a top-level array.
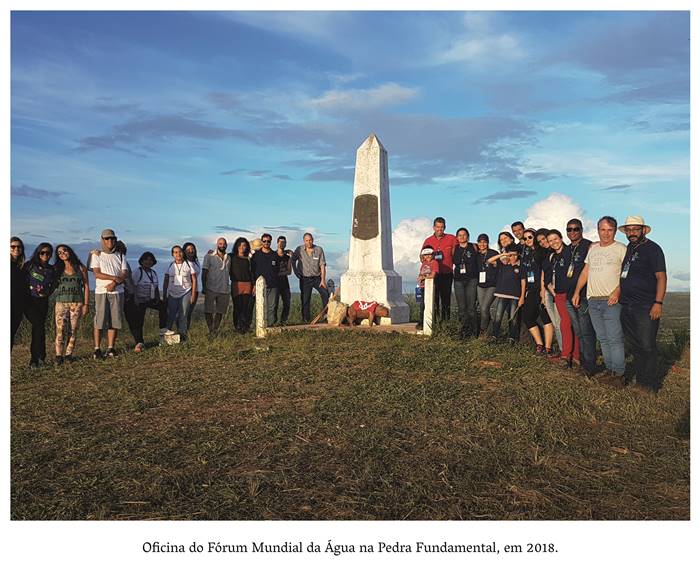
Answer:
[
  {"left": 10, "top": 245, "right": 22, "bottom": 250},
  {"left": 57, "top": 249, "right": 69, "bottom": 255},
  {"left": 103, "top": 236, "right": 116, "bottom": 241},
  {"left": 39, "top": 250, "right": 52, "bottom": 256},
  {"left": 261, "top": 240, "right": 272, "bottom": 244},
  {"left": 524, "top": 236, "right": 535, "bottom": 241},
  {"left": 566, "top": 227, "right": 581, "bottom": 233}
]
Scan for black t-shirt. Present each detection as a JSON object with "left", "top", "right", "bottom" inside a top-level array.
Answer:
[
  {"left": 495, "top": 261, "right": 521, "bottom": 298},
  {"left": 477, "top": 248, "right": 499, "bottom": 288},
  {"left": 540, "top": 249, "right": 554, "bottom": 288},
  {"left": 452, "top": 243, "right": 479, "bottom": 281},
  {"left": 619, "top": 238, "right": 666, "bottom": 306},
  {"left": 550, "top": 246, "right": 571, "bottom": 294},
  {"left": 251, "top": 250, "right": 280, "bottom": 289},
  {"left": 520, "top": 247, "right": 543, "bottom": 291},
  {"left": 567, "top": 238, "right": 591, "bottom": 299},
  {"left": 229, "top": 255, "right": 252, "bottom": 283}
]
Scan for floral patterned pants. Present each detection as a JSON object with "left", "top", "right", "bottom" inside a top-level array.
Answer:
[{"left": 55, "top": 302, "right": 83, "bottom": 356}]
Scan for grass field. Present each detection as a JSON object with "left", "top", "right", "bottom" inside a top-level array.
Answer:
[{"left": 10, "top": 293, "right": 690, "bottom": 520}]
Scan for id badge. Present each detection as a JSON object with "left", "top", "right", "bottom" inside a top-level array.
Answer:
[
  {"left": 479, "top": 271, "right": 486, "bottom": 284},
  {"left": 459, "top": 264, "right": 466, "bottom": 275},
  {"left": 566, "top": 263, "right": 574, "bottom": 278},
  {"left": 150, "top": 284, "right": 155, "bottom": 299},
  {"left": 527, "top": 271, "right": 535, "bottom": 284},
  {"left": 435, "top": 250, "right": 443, "bottom": 261},
  {"left": 620, "top": 262, "right": 630, "bottom": 279}
]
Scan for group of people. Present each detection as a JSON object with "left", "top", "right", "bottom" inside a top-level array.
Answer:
[
  {"left": 416, "top": 215, "right": 667, "bottom": 394},
  {"left": 10, "top": 212, "right": 669, "bottom": 394},
  {"left": 10, "top": 230, "right": 331, "bottom": 366}
]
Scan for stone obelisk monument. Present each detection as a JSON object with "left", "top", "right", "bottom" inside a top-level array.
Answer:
[{"left": 340, "top": 133, "right": 409, "bottom": 324}]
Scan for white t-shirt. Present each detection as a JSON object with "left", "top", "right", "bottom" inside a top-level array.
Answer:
[
  {"left": 131, "top": 266, "right": 159, "bottom": 302},
  {"left": 584, "top": 241, "right": 627, "bottom": 298},
  {"left": 90, "top": 251, "right": 129, "bottom": 294},
  {"left": 167, "top": 261, "right": 195, "bottom": 298}
]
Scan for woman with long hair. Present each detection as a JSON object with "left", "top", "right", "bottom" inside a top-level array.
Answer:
[
  {"left": 53, "top": 244, "right": 89, "bottom": 363},
  {"left": 11, "top": 236, "right": 27, "bottom": 348},
  {"left": 183, "top": 242, "right": 200, "bottom": 329},
  {"left": 536, "top": 227, "right": 562, "bottom": 353},
  {"left": 488, "top": 244, "right": 521, "bottom": 344},
  {"left": 518, "top": 228, "right": 555, "bottom": 355},
  {"left": 162, "top": 245, "right": 197, "bottom": 341},
  {"left": 230, "top": 237, "right": 253, "bottom": 333},
  {"left": 24, "top": 242, "right": 58, "bottom": 367},
  {"left": 497, "top": 231, "right": 515, "bottom": 253}
]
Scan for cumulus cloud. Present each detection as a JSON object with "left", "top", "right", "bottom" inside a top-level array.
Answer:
[
  {"left": 391, "top": 217, "right": 434, "bottom": 282},
  {"left": 308, "top": 82, "right": 418, "bottom": 113},
  {"left": 522, "top": 193, "right": 597, "bottom": 242}
]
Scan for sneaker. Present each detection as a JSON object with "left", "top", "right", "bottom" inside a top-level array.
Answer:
[
  {"left": 558, "top": 356, "right": 573, "bottom": 368},
  {"left": 159, "top": 327, "right": 169, "bottom": 335},
  {"left": 507, "top": 338, "right": 516, "bottom": 346},
  {"left": 535, "top": 344, "right": 545, "bottom": 356},
  {"left": 134, "top": 343, "right": 144, "bottom": 353},
  {"left": 93, "top": 349, "right": 103, "bottom": 360},
  {"left": 105, "top": 347, "right": 117, "bottom": 357},
  {"left": 164, "top": 329, "right": 176, "bottom": 336},
  {"left": 55, "top": 356, "right": 64, "bottom": 366}
]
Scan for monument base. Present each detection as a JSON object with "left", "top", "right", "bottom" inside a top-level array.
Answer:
[{"left": 340, "top": 269, "right": 409, "bottom": 324}]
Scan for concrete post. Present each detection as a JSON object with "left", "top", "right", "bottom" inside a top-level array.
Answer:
[
  {"left": 422, "top": 278, "right": 435, "bottom": 336},
  {"left": 255, "top": 276, "right": 267, "bottom": 338}
]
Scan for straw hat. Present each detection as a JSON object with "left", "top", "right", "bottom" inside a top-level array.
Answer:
[{"left": 618, "top": 215, "right": 651, "bottom": 234}]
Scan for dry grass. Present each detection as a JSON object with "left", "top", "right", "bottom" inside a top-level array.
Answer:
[{"left": 10, "top": 294, "right": 690, "bottom": 520}]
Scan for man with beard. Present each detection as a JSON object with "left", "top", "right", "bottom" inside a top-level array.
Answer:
[
  {"left": 202, "top": 237, "right": 231, "bottom": 335},
  {"left": 617, "top": 216, "right": 667, "bottom": 394},
  {"left": 422, "top": 217, "right": 457, "bottom": 322}
]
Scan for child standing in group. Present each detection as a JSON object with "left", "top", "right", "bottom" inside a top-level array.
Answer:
[
  {"left": 416, "top": 246, "right": 439, "bottom": 330},
  {"left": 489, "top": 244, "right": 521, "bottom": 344}
]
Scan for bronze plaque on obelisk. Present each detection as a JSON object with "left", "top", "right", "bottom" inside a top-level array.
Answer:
[{"left": 351, "top": 194, "right": 378, "bottom": 240}]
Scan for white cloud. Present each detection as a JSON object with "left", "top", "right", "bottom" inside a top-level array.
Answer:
[
  {"left": 522, "top": 193, "right": 597, "bottom": 242},
  {"left": 392, "top": 217, "right": 434, "bottom": 281},
  {"left": 308, "top": 83, "right": 419, "bottom": 113},
  {"left": 434, "top": 34, "right": 523, "bottom": 65}
]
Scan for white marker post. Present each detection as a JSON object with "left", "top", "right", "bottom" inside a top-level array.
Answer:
[
  {"left": 255, "top": 276, "right": 267, "bottom": 339},
  {"left": 422, "top": 278, "right": 435, "bottom": 336}
]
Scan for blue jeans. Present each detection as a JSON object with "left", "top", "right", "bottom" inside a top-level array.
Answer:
[
  {"left": 299, "top": 276, "right": 329, "bottom": 322},
  {"left": 588, "top": 299, "right": 625, "bottom": 375},
  {"left": 492, "top": 297, "right": 518, "bottom": 340},
  {"left": 477, "top": 286, "right": 496, "bottom": 334},
  {"left": 166, "top": 294, "right": 191, "bottom": 338},
  {"left": 566, "top": 297, "right": 597, "bottom": 373},
  {"left": 621, "top": 303, "right": 660, "bottom": 390},
  {"left": 454, "top": 277, "right": 478, "bottom": 334}
]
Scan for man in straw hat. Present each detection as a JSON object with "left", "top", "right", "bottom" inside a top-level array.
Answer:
[{"left": 617, "top": 215, "right": 667, "bottom": 394}]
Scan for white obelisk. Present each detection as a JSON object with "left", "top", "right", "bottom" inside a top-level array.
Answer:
[{"left": 340, "top": 133, "right": 409, "bottom": 324}]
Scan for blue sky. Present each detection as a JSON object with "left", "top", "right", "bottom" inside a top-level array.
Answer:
[{"left": 10, "top": 10, "right": 690, "bottom": 289}]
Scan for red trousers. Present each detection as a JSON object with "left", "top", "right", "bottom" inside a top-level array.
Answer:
[{"left": 555, "top": 292, "right": 580, "bottom": 360}]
